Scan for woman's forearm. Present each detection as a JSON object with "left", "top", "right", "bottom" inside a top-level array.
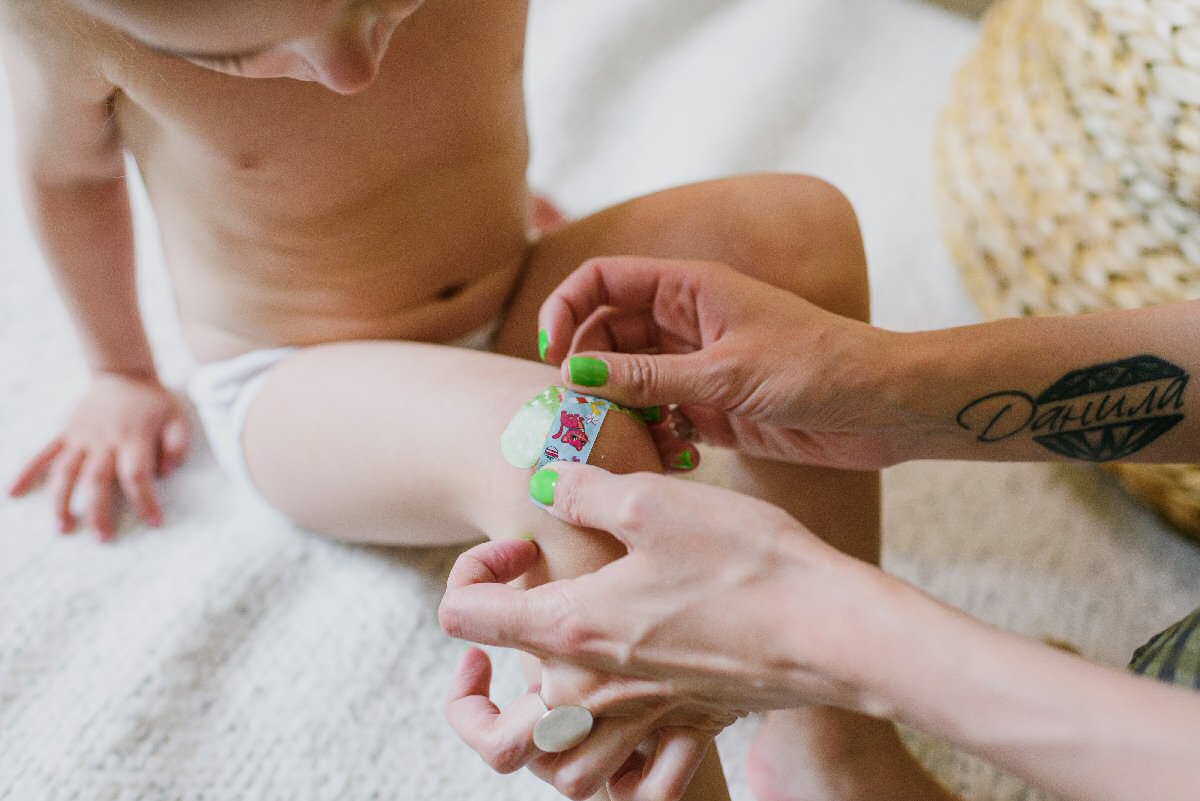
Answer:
[
  {"left": 883, "top": 301, "right": 1200, "bottom": 463},
  {"left": 818, "top": 573, "right": 1200, "bottom": 801},
  {"left": 22, "top": 171, "right": 155, "bottom": 377}
]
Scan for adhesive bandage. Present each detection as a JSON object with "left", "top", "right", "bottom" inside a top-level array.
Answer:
[{"left": 501, "top": 386, "right": 643, "bottom": 471}]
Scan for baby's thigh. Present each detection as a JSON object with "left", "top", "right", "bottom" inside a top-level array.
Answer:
[{"left": 496, "top": 174, "right": 868, "bottom": 360}]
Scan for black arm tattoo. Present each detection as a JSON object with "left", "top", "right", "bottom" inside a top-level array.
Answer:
[{"left": 955, "top": 355, "right": 1189, "bottom": 462}]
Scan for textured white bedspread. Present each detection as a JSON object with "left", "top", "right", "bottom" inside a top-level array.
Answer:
[{"left": 3, "top": 2, "right": 1199, "bottom": 799}]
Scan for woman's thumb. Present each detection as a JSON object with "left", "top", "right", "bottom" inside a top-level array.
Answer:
[{"left": 561, "top": 351, "right": 719, "bottom": 409}]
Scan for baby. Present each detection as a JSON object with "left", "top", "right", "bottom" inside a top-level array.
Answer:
[{"left": 1, "top": 1, "right": 955, "bottom": 800}]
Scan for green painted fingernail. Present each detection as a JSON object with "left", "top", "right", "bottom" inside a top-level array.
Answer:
[
  {"left": 519, "top": 533, "right": 537, "bottom": 541},
  {"left": 672, "top": 448, "right": 696, "bottom": 471},
  {"left": 530, "top": 468, "right": 559, "bottom": 505},
  {"left": 538, "top": 329, "right": 550, "bottom": 362},
  {"left": 568, "top": 356, "right": 608, "bottom": 387},
  {"left": 639, "top": 406, "right": 663, "bottom": 424}
]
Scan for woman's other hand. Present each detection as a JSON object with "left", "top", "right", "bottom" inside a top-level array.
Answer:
[
  {"left": 440, "top": 463, "right": 893, "bottom": 716},
  {"left": 537, "top": 257, "right": 915, "bottom": 469}
]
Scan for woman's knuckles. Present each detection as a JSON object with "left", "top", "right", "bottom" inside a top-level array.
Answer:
[{"left": 556, "top": 769, "right": 605, "bottom": 801}]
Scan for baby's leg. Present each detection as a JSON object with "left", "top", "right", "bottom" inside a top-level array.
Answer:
[
  {"left": 241, "top": 345, "right": 729, "bottom": 801},
  {"left": 497, "top": 175, "right": 956, "bottom": 801},
  {"left": 243, "top": 345, "right": 645, "bottom": 547}
]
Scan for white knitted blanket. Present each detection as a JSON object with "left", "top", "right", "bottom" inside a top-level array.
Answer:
[{"left": 3, "top": 2, "right": 1198, "bottom": 799}]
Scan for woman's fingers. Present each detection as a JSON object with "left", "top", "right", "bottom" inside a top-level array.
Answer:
[
  {"left": 649, "top": 423, "right": 700, "bottom": 473},
  {"left": 50, "top": 449, "right": 85, "bottom": 533},
  {"left": 538, "top": 257, "right": 752, "bottom": 414},
  {"left": 544, "top": 464, "right": 794, "bottom": 560},
  {"left": 445, "top": 649, "right": 720, "bottom": 801},
  {"left": 446, "top": 538, "right": 541, "bottom": 591},
  {"left": 118, "top": 444, "right": 164, "bottom": 527},
  {"left": 572, "top": 309, "right": 661, "bottom": 357},
  {"left": 445, "top": 648, "right": 547, "bottom": 774},
  {"left": 538, "top": 257, "right": 667, "bottom": 365},
  {"left": 537, "top": 470, "right": 696, "bottom": 551},
  {"left": 538, "top": 257, "right": 725, "bottom": 365},
  {"left": 532, "top": 716, "right": 661, "bottom": 801},
  {"left": 440, "top": 539, "right": 558, "bottom": 653},
  {"left": 609, "top": 728, "right": 712, "bottom": 801},
  {"left": 560, "top": 349, "right": 720, "bottom": 410},
  {"left": 9, "top": 439, "right": 64, "bottom": 496}
]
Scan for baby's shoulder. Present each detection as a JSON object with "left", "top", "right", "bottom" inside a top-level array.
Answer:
[{"left": 1, "top": 0, "right": 114, "bottom": 75}]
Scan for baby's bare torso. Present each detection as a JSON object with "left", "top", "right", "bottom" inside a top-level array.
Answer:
[{"left": 67, "top": 0, "right": 531, "bottom": 361}]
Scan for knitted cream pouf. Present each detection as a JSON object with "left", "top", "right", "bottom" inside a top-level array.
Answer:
[{"left": 935, "top": 0, "right": 1200, "bottom": 540}]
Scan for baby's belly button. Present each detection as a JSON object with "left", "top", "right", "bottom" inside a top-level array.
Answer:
[{"left": 437, "top": 282, "right": 467, "bottom": 300}]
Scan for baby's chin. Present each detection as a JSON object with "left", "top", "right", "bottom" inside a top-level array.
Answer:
[
  {"left": 188, "top": 62, "right": 296, "bottom": 81},
  {"left": 241, "top": 66, "right": 320, "bottom": 83},
  {"left": 191, "top": 58, "right": 342, "bottom": 85}
]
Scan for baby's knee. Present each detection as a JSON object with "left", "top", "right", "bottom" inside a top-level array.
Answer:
[
  {"left": 723, "top": 173, "right": 870, "bottom": 322},
  {"left": 582, "top": 404, "right": 663, "bottom": 476},
  {"left": 499, "top": 387, "right": 661, "bottom": 478},
  {"left": 487, "top": 389, "right": 662, "bottom": 573}
]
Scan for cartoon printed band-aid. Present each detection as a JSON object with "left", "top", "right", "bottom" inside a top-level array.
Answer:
[
  {"left": 533, "top": 390, "right": 610, "bottom": 471},
  {"left": 500, "top": 386, "right": 649, "bottom": 470},
  {"left": 500, "top": 386, "right": 566, "bottom": 469}
]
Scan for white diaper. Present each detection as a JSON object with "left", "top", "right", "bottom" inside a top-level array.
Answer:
[{"left": 187, "top": 318, "right": 503, "bottom": 495}]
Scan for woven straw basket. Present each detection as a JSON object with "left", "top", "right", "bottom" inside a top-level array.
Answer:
[{"left": 934, "top": 0, "right": 1200, "bottom": 540}]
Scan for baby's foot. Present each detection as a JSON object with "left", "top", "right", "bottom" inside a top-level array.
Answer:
[{"left": 746, "top": 707, "right": 960, "bottom": 801}]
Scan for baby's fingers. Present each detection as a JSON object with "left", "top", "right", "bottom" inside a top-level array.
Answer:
[
  {"left": 50, "top": 449, "right": 85, "bottom": 533},
  {"left": 9, "top": 439, "right": 64, "bottom": 496},
  {"left": 118, "top": 444, "right": 163, "bottom": 527},
  {"left": 158, "top": 415, "right": 190, "bottom": 477},
  {"left": 80, "top": 452, "right": 118, "bottom": 541}
]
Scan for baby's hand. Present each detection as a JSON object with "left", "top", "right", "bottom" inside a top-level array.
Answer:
[{"left": 8, "top": 372, "right": 191, "bottom": 540}]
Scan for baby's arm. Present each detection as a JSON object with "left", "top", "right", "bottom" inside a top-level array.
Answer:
[{"left": 2, "top": 8, "right": 189, "bottom": 537}]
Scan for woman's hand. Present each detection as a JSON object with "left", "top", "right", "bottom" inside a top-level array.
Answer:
[
  {"left": 440, "top": 463, "right": 893, "bottom": 717},
  {"left": 8, "top": 371, "right": 191, "bottom": 540},
  {"left": 537, "top": 257, "right": 915, "bottom": 469},
  {"left": 445, "top": 647, "right": 737, "bottom": 801},
  {"left": 444, "top": 466, "right": 1200, "bottom": 801}
]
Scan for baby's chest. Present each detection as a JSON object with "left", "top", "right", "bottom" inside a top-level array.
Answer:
[{"left": 116, "top": 54, "right": 519, "bottom": 187}]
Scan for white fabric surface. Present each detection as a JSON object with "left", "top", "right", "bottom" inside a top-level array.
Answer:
[{"left": 2, "top": 1, "right": 1198, "bottom": 799}]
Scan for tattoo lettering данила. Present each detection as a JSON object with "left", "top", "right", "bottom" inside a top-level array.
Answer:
[{"left": 955, "top": 355, "right": 1189, "bottom": 461}]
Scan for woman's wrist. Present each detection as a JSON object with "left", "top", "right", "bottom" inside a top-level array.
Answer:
[
  {"left": 879, "top": 323, "right": 1059, "bottom": 463},
  {"left": 847, "top": 327, "right": 960, "bottom": 465},
  {"left": 768, "top": 541, "right": 1069, "bottom": 728},
  {"left": 824, "top": 569, "right": 1200, "bottom": 801},
  {"left": 794, "top": 563, "right": 1097, "bottom": 758},
  {"left": 767, "top": 540, "right": 922, "bottom": 716}
]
